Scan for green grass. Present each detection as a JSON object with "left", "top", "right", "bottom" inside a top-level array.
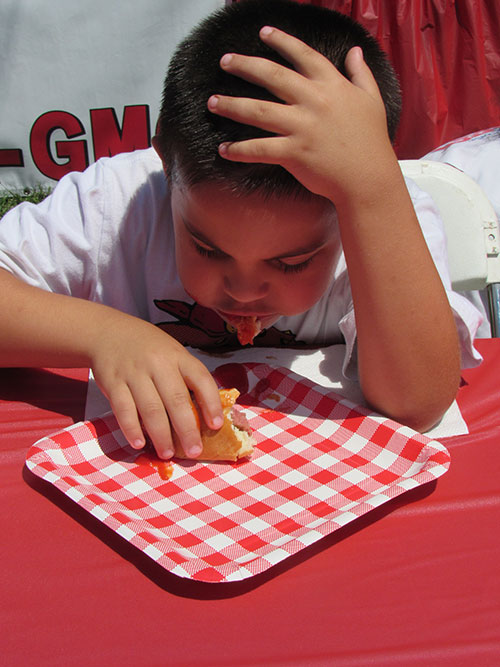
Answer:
[{"left": 0, "top": 185, "right": 52, "bottom": 217}]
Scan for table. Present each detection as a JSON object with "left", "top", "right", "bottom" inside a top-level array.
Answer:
[{"left": 1, "top": 340, "right": 499, "bottom": 666}]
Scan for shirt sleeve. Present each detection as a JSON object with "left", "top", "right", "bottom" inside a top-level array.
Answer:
[
  {"left": 0, "top": 161, "right": 107, "bottom": 299},
  {"left": 338, "top": 177, "right": 483, "bottom": 377}
]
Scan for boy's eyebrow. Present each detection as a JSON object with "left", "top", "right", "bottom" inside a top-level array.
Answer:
[
  {"left": 184, "top": 219, "right": 327, "bottom": 259},
  {"left": 275, "top": 243, "right": 327, "bottom": 259}
]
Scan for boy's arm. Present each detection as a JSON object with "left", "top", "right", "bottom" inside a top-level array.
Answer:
[
  {"left": 335, "top": 159, "right": 460, "bottom": 431},
  {"left": 0, "top": 268, "right": 223, "bottom": 456},
  {"left": 208, "top": 27, "right": 461, "bottom": 431}
]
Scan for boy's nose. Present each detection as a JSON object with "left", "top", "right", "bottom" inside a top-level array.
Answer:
[{"left": 223, "top": 271, "right": 269, "bottom": 303}]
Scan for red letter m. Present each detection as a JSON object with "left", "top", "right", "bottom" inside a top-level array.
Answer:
[{"left": 91, "top": 105, "right": 151, "bottom": 160}]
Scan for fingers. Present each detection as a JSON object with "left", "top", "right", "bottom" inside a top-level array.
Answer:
[
  {"left": 153, "top": 358, "right": 222, "bottom": 459},
  {"left": 107, "top": 376, "right": 181, "bottom": 460},
  {"left": 183, "top": 366, "right": 224, "bottom": 433},
  {"left": 258, "top": 26, "right": 333, "bottom": 80},
  {"left": 100, "top": 360, "right": 223, "bottom": 461},
  {"left": 216, "top": 27, "right": 337, "bottom": 104},
  {"left": 207, "top": 94, "right": 294, "bottom": 135},
  {"left": 217, "top": 52, "right": 304, "bottom": 105},
  {"left": 218, "top": 136, "right": 291, "bottom": 165},
  {"left": 105, "top": 383, "right": 149, "bottom": 451},
  {"left": 155, "top": 382, "right": 203, "bottom": 459},
  {"left": 344, "top": 46, "right": 382, "bottom": 99},
  {"left": 216, "top": 28, "right": 381, "bottom": 108}
]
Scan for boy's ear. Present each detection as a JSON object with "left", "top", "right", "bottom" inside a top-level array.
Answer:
[{"left": 152, "top": 135, "right": 168, "bottom": 173}]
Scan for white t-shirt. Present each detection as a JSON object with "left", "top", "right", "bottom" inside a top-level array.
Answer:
[{"left": 0, "top": 147, "right": 483, "bottom": 372}]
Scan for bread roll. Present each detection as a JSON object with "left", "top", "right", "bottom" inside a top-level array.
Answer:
[{"left": 174, "top": 388, "right": 255, "bottom": 461}]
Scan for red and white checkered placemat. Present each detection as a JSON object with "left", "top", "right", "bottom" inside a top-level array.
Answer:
[{"left": 25, "top": 363, "right": 450, "bottom": 583}]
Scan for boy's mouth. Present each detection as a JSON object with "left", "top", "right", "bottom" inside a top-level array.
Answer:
[{"left": 215, "top": 309, "right": 280, "bottom": 330}]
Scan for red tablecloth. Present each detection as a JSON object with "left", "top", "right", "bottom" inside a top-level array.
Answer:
[{"left": 1, "top": 341, "right": 499, "bottom": 666}]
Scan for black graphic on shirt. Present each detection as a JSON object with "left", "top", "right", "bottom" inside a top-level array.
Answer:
[{"left": 154, "top": 299, "right": 306, "bottom": 350}]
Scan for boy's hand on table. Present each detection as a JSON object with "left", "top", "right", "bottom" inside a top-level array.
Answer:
[
  {"left": 91, "top": 317, "right": 223, "bottom": 460},
  {"left": 207, "top": 26, "right": 395, "bottom": 205},
  {"left": 0, "top": 272, "right": 224, "bottom": 458}
]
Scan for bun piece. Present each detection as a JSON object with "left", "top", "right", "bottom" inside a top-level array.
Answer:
[{"left": 174, "top": 388, "right": 255, "bottom": 461}]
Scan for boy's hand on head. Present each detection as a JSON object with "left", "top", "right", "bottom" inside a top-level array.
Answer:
[
  {"left": 90, "top": 316, "right": 223, "bottom": 460},
  {"left": 207, "top": 27, "right": 395, "bottom": 204}
]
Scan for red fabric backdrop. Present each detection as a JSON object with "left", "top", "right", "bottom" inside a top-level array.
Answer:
[{"left": 299, "top": 0, "right": 500, "bottom": 157}]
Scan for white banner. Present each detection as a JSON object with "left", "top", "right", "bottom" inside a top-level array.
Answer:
[{"left": 0, "top": 0, "right": 224, "bottom": 190}]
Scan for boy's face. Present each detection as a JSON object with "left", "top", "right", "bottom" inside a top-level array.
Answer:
[{"left": 171, "top": 179, "right": 340, "bottom": 329}]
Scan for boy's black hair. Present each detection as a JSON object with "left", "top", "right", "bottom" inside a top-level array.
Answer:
[{"left": 156, "top": 0, "right": 402, "bottom": 198}]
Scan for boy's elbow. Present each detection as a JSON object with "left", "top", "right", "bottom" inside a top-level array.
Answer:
[
  {"left": 374, "top": 396, "right": 455, "bottom": 433},
  {"left": 397, "top": 403, "right": 451, "bottom": 434},
  {"left": 364, "top": 374, "right": 461, "bottom": 434},
  {"left": 411, "top": 368, "right": 461, "bottom": 433}
]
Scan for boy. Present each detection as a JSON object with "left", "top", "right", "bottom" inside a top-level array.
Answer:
[{"left": 0, "top": 0, "right": 481, "bottom": 460}]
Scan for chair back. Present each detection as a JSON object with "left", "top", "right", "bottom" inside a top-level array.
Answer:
[{"left": 399, "top": 159, "right": 500, "bottom": 291}]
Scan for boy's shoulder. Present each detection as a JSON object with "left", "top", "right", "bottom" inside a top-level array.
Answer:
[
  {"left": 59, "top": 147, "right": 167, "bottom": 213},
  {"left": 89, "top": 147, "right": 163, "bottom": 182}
]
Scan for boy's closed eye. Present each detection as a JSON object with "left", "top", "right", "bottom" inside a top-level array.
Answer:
[{"left": 189, "top": 236, "right": 317, "bottom": 274}]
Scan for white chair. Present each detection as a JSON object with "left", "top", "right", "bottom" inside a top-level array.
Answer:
[{"left": 399, "top": 159, "right": 500, "bottom": 336}]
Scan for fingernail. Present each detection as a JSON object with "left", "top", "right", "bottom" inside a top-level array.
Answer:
[
  {"left": 220, "top": 53, "right": 233, "bottom": 67},
  {"left": 211, "top": 415, "right": 224, "bottom": 430},
  {"left": 131, "top": 438, "right": 145, "bottom": 449},
  {"left": 219, "top": 142, "right": 229, "bottom": 155},
  {"left": 353, "top": 46, "right": 363, "bottom": 60},
  {"left": 186, "top": 443, "right": 202, "bottom": 458},
  {"left": 260, "top": 26, "right": 273, "bottom": 37},
  {"left": 207, "top": 95, "right": 219, "bottom": 110},
  {"left": 162, "top": 448, "right": 174, "bottom": 459}
]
